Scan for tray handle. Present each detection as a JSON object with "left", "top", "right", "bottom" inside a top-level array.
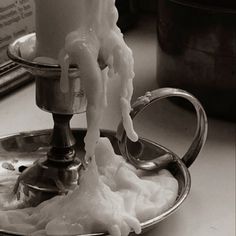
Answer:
[{"left": 116, "top": 88, "right": 208, "bottom": 169}]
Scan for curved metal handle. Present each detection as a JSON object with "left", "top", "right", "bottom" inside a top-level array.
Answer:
[{"left": 116, "top": 88, "right": 208, "bottom": 169}]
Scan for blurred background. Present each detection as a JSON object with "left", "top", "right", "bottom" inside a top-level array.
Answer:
[{"left": 117, "top": 0, "right": 236, "bottom": 122}]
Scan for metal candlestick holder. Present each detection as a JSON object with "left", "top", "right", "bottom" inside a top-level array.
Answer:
[
  {"left": 8, "top": 33, "right": 86, "bottom": 207},
  {"left": 3, "top": 33, "right": 208, "bottom": 235}
]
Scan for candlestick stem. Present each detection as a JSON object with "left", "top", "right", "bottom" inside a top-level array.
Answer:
[{"left": 47, "top": 114, "right": 76, "bottom": 163}]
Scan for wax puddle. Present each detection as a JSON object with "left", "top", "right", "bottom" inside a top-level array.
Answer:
[{"left": 0, "top": 138, "right": 178, "bottom": 236}]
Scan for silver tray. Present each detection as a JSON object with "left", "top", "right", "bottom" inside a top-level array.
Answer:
[
  {"left": 0, "top": 88, "right": 208, "bottom": 235},
  {"left": 0, "top": 128, "right": 190, "bottom": 236}
]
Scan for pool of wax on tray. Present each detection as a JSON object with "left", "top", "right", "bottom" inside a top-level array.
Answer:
[{"left": 0, "top": 138, "right": 178, "bottom": 236}]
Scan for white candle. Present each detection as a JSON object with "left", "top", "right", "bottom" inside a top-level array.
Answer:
[
  {"left": 35, "top": 0, "right": 83, "bottom": 59},
  {"left": 33, "top": 0, "right": 138, "bottom": 162}
]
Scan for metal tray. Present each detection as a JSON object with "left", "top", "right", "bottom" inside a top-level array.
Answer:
[
  {"left": 0, "top": 88, "right": 208, "bottom": 235},
  {"left": 0, "top": 128, "right": 190, "bottom": 236}
]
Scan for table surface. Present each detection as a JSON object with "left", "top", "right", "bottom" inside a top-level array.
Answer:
[{"left": 0, "top": 15, "right": 235, "bottom": 236}]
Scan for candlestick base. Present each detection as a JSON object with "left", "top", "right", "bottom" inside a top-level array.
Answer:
[
  {"left": 13, "top": 113, "right": 82, "bottom": 207},
  {"left": 13, "top": 157, "right": 81, "bottom": 207}
]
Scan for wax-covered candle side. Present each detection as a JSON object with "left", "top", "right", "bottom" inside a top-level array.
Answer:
[{"left": 36, "top": 0, "right": 138, "bottom": 161}]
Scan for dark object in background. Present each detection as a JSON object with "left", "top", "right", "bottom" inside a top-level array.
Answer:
[
  {"left": 138, "top": 0, "right": 157, "bottom": 13},
  {"left": 116, "top": 0, "right": 139, "bottom": 31},
  {"left": 157, "top": 0, "right": 236, "bottom": 121},
  {"left": 170, "top": 0, "right": 236, "bottom": 10},
  {"left": 116, "top": 0, "right": 157, "bottom": 32}
]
